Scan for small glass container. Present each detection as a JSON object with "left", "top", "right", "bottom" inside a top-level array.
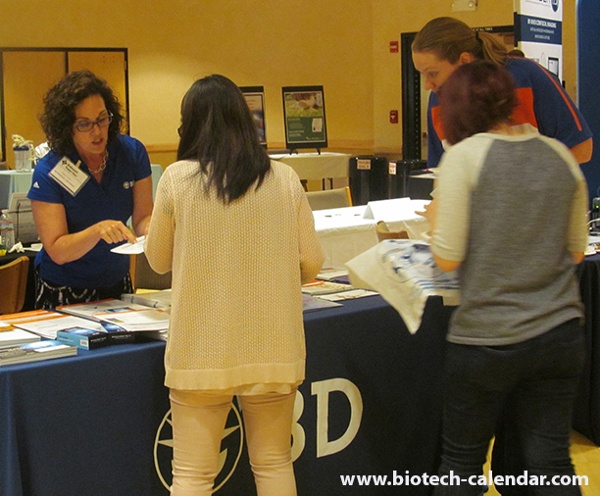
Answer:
[{"left": 14, "top": 146, "right": 32, "bottom": 171}]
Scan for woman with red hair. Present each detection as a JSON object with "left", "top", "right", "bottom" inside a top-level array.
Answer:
[{"left": 430, "top": 61, "right": 587, "bottom": 496}]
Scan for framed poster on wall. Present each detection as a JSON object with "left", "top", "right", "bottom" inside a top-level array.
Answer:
[
  {"left": 281, "top": 86, "right": 327, "bottom": 152},
  {"left": 240, "top": 86, "right": 267, "bottom": 147}
]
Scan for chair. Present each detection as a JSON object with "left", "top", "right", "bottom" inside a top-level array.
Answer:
[
  {"left": 0, "top": 256, "right": 30, "bottom": 314},
  {"left": 130, "top": 253, "right": 172, "bottom": 291},
  {"left": 375, "top": 220, "right": 408, "bottom": 242},
  {"left": 305, "top": 186, "right": 353, "bottom": 211}
]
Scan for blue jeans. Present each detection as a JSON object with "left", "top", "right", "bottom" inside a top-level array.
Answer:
[{"left": 433, "top": 319, "right": 584, "bottom": 496}]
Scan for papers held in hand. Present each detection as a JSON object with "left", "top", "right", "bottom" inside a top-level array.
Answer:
[{"left": 111, "top": 235, "right": 145, "bottom": 255}]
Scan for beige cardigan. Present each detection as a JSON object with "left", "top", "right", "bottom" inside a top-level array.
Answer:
[{"left": 145, "top": 160, "right": 324, "bottom": 392}]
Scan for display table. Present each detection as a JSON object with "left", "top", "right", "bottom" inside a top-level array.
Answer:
[
  {"left": 0, "top": 295, "right": 452, "bottom": 496},
  {"left": 313, "top": 206, "right": 378, "bottom": 268},
  {"left": 0, "top": 164, "right": 163, "bottom": 208},
  {"left": 574, "top": 252, "right": 600, "bottom": 445},
  {"left": 3, "top": 259, "right": 600, "bottom": 496},
  {"left": 269, "top": 152, "right": 350, "bottom": 182},
  {"left": 0, "top": 170, "right": 34, "bottom": 209},
  {"left": 407, "top": 171, "right": 435, "bottom": 200},
  {"left": 313, "top": 201, "right": 429, "bottom": 268}
]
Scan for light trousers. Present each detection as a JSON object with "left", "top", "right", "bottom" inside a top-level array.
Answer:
[{"left": 169, "top": 388, "right": 298, "bottom": 496}]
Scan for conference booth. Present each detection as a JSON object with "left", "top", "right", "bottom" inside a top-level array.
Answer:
[
  {"left": 1, "top": 295, "right": 453, "bottom": 496},
  {"left": 2, "top": 252, "right": 600, "bottom": 495}
]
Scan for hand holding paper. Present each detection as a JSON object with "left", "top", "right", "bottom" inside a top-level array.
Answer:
[{"left": 110, "top": 236, "right": 145, "bottom": 255}]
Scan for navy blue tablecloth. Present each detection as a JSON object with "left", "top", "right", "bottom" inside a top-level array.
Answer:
[
  {"left": 573, "top": 254, "right": 600, "bottom": 445},
  {"left": 0, "top": 296, "right": 453, "bottom": 496},
  {"left": 3, "top": 253, "right": 600, "bottom": 496},
  {"left": 0, "top": 340, "right": 169, "bottom": 496}
]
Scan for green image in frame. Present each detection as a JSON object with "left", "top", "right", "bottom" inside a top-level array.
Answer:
[{"left": 282, "top": 85, "right": 327, "bottom": 152}]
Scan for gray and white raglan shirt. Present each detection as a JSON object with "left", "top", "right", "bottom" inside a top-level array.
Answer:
[{"left": 432, "top": 125, "right": 588, "bottom": 346}]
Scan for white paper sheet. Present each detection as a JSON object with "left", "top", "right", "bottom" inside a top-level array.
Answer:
[{"left": 110, "top": 236, "right": 145, "bottom": 255}]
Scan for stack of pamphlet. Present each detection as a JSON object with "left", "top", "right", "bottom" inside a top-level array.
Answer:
[
  {"left": 121, "top": 288, "right": 342, "bottom": 315},
  {"left": 120, "top": 290, "right": 172, "bottom": 309},
  {"left": 316, "top": 268, "right": 351, "bottom": 284},
  {"left": 301, "top": 280, "right": 378, "bottom": 302},
  {"left": 302, "top": 294, "right": 342, "bottom": 312},
  {"left": 1, "top": 309, "right": 111, "bottom": 350},
  {"left": 302, "top": 280, "right": 355, "bottom": 295},
  {"left": 0, "top": 339, "right": 77, "bottom": 366},
  {"left": 0, "top": 320, "right": 41, "bottom": 349},
  {"left": 2, "top": 310, "right": 103, "bottom": 339},
  {"left": 56, "top": 299, "right": 170, "bottom": 341}
]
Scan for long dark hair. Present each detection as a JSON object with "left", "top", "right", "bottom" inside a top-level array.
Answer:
[
  {"left": 40, "top": 70, "right": 123, "bottom": 156},
  {"left": 177, "top": 74, "right": 271, "bottom": 203},
  {"left": 440, "top": 60, "right": 517, "bottom": 145}
]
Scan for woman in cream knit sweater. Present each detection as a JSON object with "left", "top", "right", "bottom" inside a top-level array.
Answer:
[{"left": 145, "top": 74, "right": 324, "bottom": 496}]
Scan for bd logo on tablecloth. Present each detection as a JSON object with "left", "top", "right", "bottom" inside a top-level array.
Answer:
[
  {"left": 153, "top": 379, "right": 363, "bottom": 491},
  {"left": 153, "top": 402, "right": 244, "bottom": 492}
]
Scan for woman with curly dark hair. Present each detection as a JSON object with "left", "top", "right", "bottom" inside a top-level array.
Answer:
[{"left": 27, "top": 70, "right": 153, "bottom": 309}]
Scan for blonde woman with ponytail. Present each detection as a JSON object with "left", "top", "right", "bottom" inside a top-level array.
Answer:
[{"left": 411, "top": 17, "right": 592, "bottom": 168}]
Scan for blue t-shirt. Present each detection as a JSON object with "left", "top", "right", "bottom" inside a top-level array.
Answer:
[
  {"left": 28, "top": 134, "right": 151, "bottom": 288},
  {"left": 426, "top": 57, "right": 593, "bottom": 167}
]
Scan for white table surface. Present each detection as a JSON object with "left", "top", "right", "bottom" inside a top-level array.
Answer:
[
  {"left": 313, "top": 206, "right": 378, "bottom": 269},
  {"left": 313, "top": 201, "right": 431, "bottom": 269}
]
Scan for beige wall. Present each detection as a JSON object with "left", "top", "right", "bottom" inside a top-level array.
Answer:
[
  {"left": 372, "top": 0, "right": 579, "bottom": 156},
  {"left": 0, "top": 0, "right": 373, "bottom": 164},
  {"left": 0, "top": 0, "right": 580, "bottom": 165}
]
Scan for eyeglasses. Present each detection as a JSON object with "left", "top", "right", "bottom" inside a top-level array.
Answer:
[{"left": 74, "top": 112, "right": 113, "bottom": 133}]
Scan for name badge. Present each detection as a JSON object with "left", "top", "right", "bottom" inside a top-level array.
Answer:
[{"left": 49, "top": 157, "right": 90, "bottom": 196}]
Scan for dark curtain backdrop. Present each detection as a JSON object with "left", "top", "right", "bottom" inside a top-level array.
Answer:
[{"left": 578, "top": 0, "right": 600, "bottom": 205}]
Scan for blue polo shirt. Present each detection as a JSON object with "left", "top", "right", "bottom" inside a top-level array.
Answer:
[
  {"left": 426, "top": 57, "right": 593, "bottom": 167},
  {"left": 28, "top": 134, "right": 151, "bottom": 288}
]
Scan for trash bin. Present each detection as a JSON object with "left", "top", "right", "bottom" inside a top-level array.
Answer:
[
  {"left": 389, "top": 159, "right": 429, "bottom": 199},
  {"left": 408, "top": 172, "right": 435, "bottom": 200},
  {"left": 348, "top": 156, "right": 389, "bottom": 205}
]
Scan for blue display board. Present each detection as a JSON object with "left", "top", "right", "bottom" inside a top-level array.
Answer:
[
  {"left": 513, "top": 0, "right": 563, "bottom": 79},
  {"left": 578, "top": 0, "right": 600, "bottom": 203}
]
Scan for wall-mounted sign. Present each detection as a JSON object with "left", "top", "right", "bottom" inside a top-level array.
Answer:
[
  {"left": 514, "top": 0, "right": 563, "bottom": 79},
  {"left": 240, "top": 86, "right": 267, "bottom": 147},
  {"left": 282, "top": 86, "right": 327, "bottom": 151}
]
